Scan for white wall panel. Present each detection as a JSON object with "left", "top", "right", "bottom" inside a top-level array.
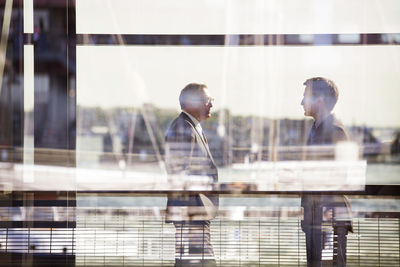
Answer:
[{"left": 76, "top": 0, "right": 400, "bottom": 34}]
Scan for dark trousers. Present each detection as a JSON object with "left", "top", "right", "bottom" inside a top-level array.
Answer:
[
  {"left": 304, "top": 225, "right": 348, "bottom": 267},
  {"left": 304, "top": 225, "right": 323, "bottom": 267},
  {"left": 333, "top": 225, "right": 348, "bottom": 267},
  {"left": 173, "top": 221, "right": 216, "bottom": 267},
  {"left": 302, "top": 196, "right": 349, "bottom": 267}
]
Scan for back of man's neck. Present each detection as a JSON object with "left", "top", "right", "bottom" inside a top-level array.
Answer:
[
  {"left": 314, "top": 112, "right": 332, "bottom": 128},
  {"left": 182, "top": 110, "right": 201, "bottom": 124}
]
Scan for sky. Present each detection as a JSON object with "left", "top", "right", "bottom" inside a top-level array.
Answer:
[
  {"left": 77, "top": 45, "right": 400, "bottom": 128},
  {"left": 73, "top": 0, "right": 400, "bottom": 128}
]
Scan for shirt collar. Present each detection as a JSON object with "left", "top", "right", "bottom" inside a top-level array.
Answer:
[{"left": 182, "top": 110, "right": 201, "bottom": 127}]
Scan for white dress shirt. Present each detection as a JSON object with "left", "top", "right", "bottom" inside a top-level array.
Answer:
[{"left": 182, "top": 110, "right": 206, "bottom": 144}]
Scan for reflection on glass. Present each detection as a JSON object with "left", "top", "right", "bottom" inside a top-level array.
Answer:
[{"left": 0, "top": 1, "right": 399, "bottom": 266}]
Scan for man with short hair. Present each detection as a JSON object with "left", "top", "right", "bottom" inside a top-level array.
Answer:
[
  {"left": 165, "top": 83, "right": 218, "bottom": 267},
  {"left": 301, "top": 77, "right": 352, "bottom": 267},
  {"left": 301, "top": 77, "right": 348, "bottom": 145}
]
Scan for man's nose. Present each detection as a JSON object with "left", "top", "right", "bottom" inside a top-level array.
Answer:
[{"left": 301, "top": 98, "right": 304, "bottom": 106}]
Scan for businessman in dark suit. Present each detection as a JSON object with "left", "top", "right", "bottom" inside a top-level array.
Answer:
[
  {"left": 165, "top": 83, "right": 218, "bottom": 267},
  {"left": 300, "top": 77, "right": 352, "bottom": 267}
]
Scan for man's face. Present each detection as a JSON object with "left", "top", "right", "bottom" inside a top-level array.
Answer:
[
  {"left": 198, "top": 88, "right": 214, "bottom": 121},
  {"left": 301, "top": 85, "right": 317, "bottom": 117}
]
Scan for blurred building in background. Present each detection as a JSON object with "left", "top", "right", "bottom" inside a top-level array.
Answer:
[{"left": 0, "top": 0, "right": 399, "bottom": 266}]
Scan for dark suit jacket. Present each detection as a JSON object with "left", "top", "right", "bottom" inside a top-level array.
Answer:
[
  {"left": 165, "top": 112, "right": 218, "bottom": 221},
  {"left": 306, "top": 114, "right": 348, "bottom": 146},
  {"left": 301, "top": 114, "right": 353, "bottom": 232}
]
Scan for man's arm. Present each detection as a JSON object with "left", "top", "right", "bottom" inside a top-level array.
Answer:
[{"left": 165, "top": 127, "right": 196, "bottom": 175}]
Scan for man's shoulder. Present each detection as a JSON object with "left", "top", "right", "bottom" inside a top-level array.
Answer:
[
  {"left": 321, "top": 114, "right": 345, "bottom": 131},
  {"left": 166, "top": 113, "right": 195, "bottom": 139},
  {"left": 314, "top": 114, "right": 349, "bottom": 143},
  {"left": 168, "top": 113, "right": 194, "bottom": 130},
  {"left": 330, "top": 115, "right": 349, "bottom": 142}
]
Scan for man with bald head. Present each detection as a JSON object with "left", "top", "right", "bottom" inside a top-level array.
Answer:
[{"left": 165, "top": 83, "right": 218, "bottom": 267}]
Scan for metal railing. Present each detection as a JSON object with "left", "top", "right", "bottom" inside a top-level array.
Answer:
[{"left": 0, "top": 192, "right": 399, "bottom": 266}]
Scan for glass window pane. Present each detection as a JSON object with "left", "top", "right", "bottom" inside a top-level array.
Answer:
[{"left": 76, "top": 0, "right": 400, "bottom": 34}]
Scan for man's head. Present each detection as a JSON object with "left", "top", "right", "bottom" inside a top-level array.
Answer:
[
  {"left": 301, "top": 77, "right": 339, "bottom": 119},
  {"left": 179, "top": 83, "right": 214, "bottom": 122}
]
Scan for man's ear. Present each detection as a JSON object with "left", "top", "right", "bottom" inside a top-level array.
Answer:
[{"left": 316, "top": 96, "right": 325, "bottom": 106}]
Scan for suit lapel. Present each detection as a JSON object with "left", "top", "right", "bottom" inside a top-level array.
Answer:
[
  {"left": 181, "top": 112, "right": 216, "bottom": 166},
  {"left": 199, "top": 131, "right": 215, "bottom": 164}
]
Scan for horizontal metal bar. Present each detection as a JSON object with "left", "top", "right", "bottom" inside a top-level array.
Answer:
[
  {"left": 70, "top": 33, "right": 400, "bottom": 46},
  {"left": 0, "top": 221, "right": 76, "bottom": 228},
  {"left": 2, "top": 185, "right": 399, "bottom": 196},
  {"left": 0, "top": 200, "right": 76, "bottom": 207}
]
